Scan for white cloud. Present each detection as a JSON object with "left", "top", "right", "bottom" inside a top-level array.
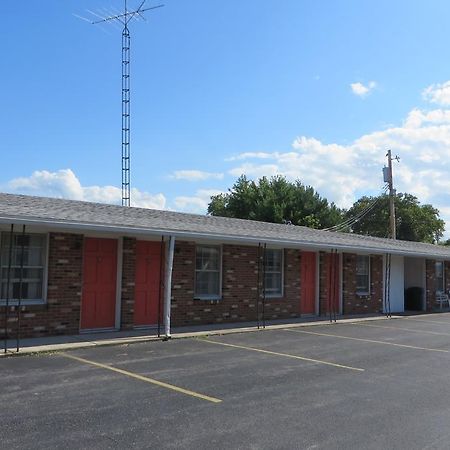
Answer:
[
  {"left": 350, "top": 81, "right": 376, "bottom": 98},
  {"left": 228, "top": 98, "right": 450, "bottom": 235},
  {"left": 228, "top": 163, "right": 280, "bottom": 179},
  {"left": 225, "top": 152, "right": 275, "bottom": 162},
  {"left": 423, "top": 80, "right": 450, "bottom": 106},
  {"left": 7, "top": 80, "right": 450, "bottom": 237},
  {"left": 170, "top": 170, "right": 224, "bottom": 181},
  {"left": 173, "top": 189, "right": 225, "bottom": 213},
  {"left": 6, "top": 169, "right": 166, "bottom": 210},
  {"left": 130, "top": 189, "right": 166, "bottom": 209}
]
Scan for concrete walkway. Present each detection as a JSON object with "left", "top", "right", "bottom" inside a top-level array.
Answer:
[{"left": 0, "top": 313, "right": 406, "bottom": 357}]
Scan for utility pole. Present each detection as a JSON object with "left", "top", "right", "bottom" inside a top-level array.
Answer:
[{"left": 383, "top": 150, "right": 400, "bottom": 239}]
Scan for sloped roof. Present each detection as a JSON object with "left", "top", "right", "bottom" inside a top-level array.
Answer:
[{"left": 0, "top": 192, "right": 449, "bottom": 259}]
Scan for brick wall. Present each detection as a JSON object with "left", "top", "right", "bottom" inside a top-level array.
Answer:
[
  {"left": 425, "top": 259, "right": 436, "bottom": 311},
  {"left": 445, "top": 262, "right": 450, "bottom": 294},
  {"left": 318, "top": 252, "right": 328, "bottom": 315},
  {"left": 170, "top": 241, "right": 301, "bottom": 326},
  {"left": 425, "top": 259, "right": 450, "bottom": 311},
  {"left": 318, "top": 252, "right": 339, "bottom": 316},
  {"left": 342, "top": 254, "right": 383, "bottom": 315},
  {"left": 2, "top": 231, "right": 422, "bottom": 339},
  {"left": 262, "top": 248, "right": 300, "bottom": 321},
  {"left": 0, "top": 232, "right": 84, "bottom": 339},
  {"left": 424, "top": 258, "right": 450, "bottom": 311},
  {"left": 121, "top": 237, "right": 136, "bottom": 330}
]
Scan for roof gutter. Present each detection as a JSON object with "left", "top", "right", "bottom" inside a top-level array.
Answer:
[{"left": 0, "top": 215, "right": 448, "bottom": 261}]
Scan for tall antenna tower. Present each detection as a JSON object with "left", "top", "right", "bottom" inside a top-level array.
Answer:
[{"left": 81, "top": 1, "right": 163, "bottom": 206}]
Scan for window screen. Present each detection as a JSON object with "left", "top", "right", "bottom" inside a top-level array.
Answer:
[
  {"left": 356, "top": 255, "right": 370, "bottom": 293},
  {"left": 195, "top": 245, "right": 221, "bottom": 298},
  {"left": 1, "top": 233, "right": 46, "bottom": 301}
]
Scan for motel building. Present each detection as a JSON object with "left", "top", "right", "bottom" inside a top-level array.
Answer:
[{"left": 1, "top": 192, "right": 450, "bottom": 341}]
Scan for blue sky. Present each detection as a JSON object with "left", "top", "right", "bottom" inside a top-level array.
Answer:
[{"left": 3, "top": 1, "right": 450, "bottom": 233}]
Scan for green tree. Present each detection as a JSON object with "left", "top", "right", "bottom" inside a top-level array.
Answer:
[
  {"left": 208, "top": 175, "right": 343, "bottom": 229},
  {"left": 346, "top": 193, "right": 445, "bottom": 243}
]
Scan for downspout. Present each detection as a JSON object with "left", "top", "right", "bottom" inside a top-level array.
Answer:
[{"left": 163, "top": 235, "right": 175, "bottom": 339}]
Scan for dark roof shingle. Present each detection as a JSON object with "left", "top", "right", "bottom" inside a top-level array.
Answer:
[{"left": 0, "top": 192, "right": 449, "bottom": 259}]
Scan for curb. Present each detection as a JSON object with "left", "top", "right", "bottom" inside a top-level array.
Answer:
[{"left": 0, "top": 314, "right": 402, "bottom": 358}]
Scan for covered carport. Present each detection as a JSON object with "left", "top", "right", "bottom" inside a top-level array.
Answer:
[
  {"left": 383, "top": 255, "right": 428, "bottom": 314},
  {"left": 404, "top": 257, "right": 426, "bottom": 311}
]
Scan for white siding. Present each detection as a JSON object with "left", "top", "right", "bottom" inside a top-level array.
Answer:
[{"left": 384, "top": 255, "right": 404, "bottom": 313}]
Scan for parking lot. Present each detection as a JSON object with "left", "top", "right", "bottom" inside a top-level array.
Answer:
[{"left": 3, "top": 314, "right": 450, "bottom": 449}]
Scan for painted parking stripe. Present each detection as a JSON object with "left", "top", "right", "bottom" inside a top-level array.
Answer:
[
  {"left": 200, "top": 339, "right": 364, "bottom": 372},
  {"left": 285, "top": 329, "right": 449, "bottom": 353},
  {"left": 425, "top": 312, "right": 450, "bottom": 318},
  {"left": 352, "top": 323, "right": 450, "bottom": 336},
  {"left": 353, "top": 322, "right": 450, "bottom": 337},
  {"left": 405, "top": 317, "right": 450, "bottom": 326},
  {"left": 60, "top": 353, "right": 222, "bottom": 404}
]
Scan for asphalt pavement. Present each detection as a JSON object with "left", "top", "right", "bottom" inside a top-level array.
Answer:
[{"left": 3, "top": 314, "right": 450, "bottom": 449}]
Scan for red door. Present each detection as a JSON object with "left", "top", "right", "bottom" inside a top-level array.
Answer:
[
  {"left": 81, "top": 238, "right": 118, "bottom": 330},
  {"left": 324, "top": 253, "right": 340, "bottom": 314},
  {"left": 134, "top": 240, "right": 163, "bottom": 327},
  {"left": 301, "top": 252, "right": 316, "bottom": 314}
]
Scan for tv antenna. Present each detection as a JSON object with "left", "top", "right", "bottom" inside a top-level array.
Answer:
[{"left": 78, "top": 1, "right": 164, "bottom": 206}]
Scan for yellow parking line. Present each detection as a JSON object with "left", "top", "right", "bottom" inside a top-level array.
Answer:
[
  {"left": 200, "top": 339, "right": 364, "bottom": 372},
  {"left": 285, "top": 329, "right": 449, "bottom": 353},
  {"left": 61, "top": 353, "right": 222, "bottom": 404},
  {"left": 353, "top": 321, "right": 450, "bottom": 337}
]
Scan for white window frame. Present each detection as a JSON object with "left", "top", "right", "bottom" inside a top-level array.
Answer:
[
  {"left": 264, "top": 248, "right": 284, "bottom": 298},
  {"left": 194, "top": 244, "right": 222, "bottom": 300},
  {"left": 435, "top": 261, "right": 445, "bottom": 293},
  {"left": 356, "top": 255, "right": 370, "bottom": 295},
  {"left": 0, "top": 232, "right": 48, "bottom": 306}
]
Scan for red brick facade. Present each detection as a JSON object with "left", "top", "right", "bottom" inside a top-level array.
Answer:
[
  {"left": 425, "top": 259, "right": 436, "bottom": 311},
  {"left": 0, "top": 232, "right": 83, "bottom": 339},
  {"left": 318, "top": 252, "right": 338, "bottom": 316},
  {"left": 342, "top": 254, "right": 383, "bottom": 315},
  {"left": 121, "top": 237, "right": 137, "bottom": 330},
  {"left": 445, "top": 262, "right": 450, "bottom": 295},
  {"left": 425, "top": 259, "right": 450, "bottom": 312},
  {"left": 170, "top": 242, "right": 301, "bottom": 326},
  {"left": 0, "top": 231, "right": 441, "bottom": 339}
]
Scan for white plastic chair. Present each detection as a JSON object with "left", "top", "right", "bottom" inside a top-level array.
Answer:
[{"left": 436, "top": 291, "right": 450, "bottom": 310}]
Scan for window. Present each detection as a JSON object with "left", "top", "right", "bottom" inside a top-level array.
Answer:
[
  {"left": 356, "top": 255, "right": 370, "bottom": 294},
  {"left": 264, "top": 248, "right": 283, "bottom": 297},
  {"left": 195, "top": 245, "right": 221, "bottom": 299},
  {"left": 435, "top": 261, "right": 445, "bottom": 293},
  {"left": 0, "top": 233, "right": 47, "bottom": 304}
]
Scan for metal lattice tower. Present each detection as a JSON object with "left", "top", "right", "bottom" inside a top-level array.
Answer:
[
  {"left": 122, "top": 18, "right": 131, "bottom": 206},
  {"left": 82, "top": 1, "right": 163, "bottom": 206}
]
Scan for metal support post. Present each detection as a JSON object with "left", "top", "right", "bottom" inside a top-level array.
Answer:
[
  {"left": 256, "top": 243, "right": 261, "bottom": 329},
  {"left": 4, "top": 224, "right": 14, "bottom": 353},
  {"left": 157, "top": 236, "right": 164, "bottom": 338},
  {"left": 163, "top": 236, "right": 175, "bottom": 339},
  {"left": 16, "top": 225, "right": 26, "bottom": 352},
  {"left": 262, "top": 244, "right": 267, "bottom": 329}
]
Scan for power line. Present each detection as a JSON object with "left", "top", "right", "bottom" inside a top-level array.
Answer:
[{"left": 323, "top": 186, "right": 388, "bottom": 232}]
